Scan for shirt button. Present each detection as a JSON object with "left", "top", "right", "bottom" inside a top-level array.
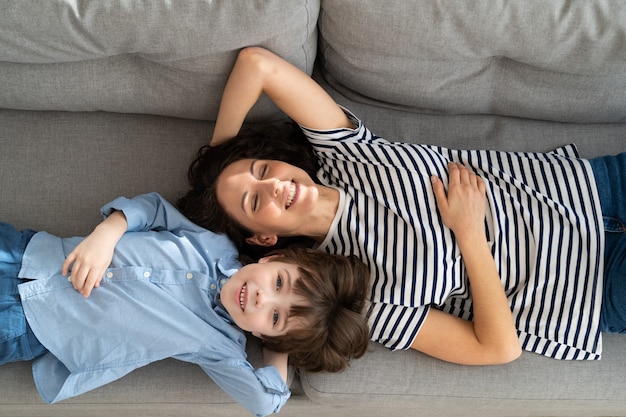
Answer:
[
  {"left": 143, "top": 271, "right": 150, "bottom": 278},
  {"left": 106, "top": 272, "right": 114, "bottom": 279},
  {"left": 220, "top": 279, "right": 227, "bottom": 285},
  {"left": 210, "top": 284, "right": 217, "bottom": 290},
  {"left": 186, "top": 272, "right": 194, "bottom": 280}
]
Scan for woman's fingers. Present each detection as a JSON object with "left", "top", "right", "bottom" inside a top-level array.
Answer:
[{"left": 432, "top": 162, "right": 486, "bottom": 233}]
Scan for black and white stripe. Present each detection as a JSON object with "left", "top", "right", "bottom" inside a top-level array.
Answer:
[{"left": 301, "top": 109, "right": 604, "bottom": 360}]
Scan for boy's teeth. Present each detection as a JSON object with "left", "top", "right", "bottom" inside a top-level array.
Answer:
[{"left": 239, "top": 283, "right": 246, "bottom": 310}]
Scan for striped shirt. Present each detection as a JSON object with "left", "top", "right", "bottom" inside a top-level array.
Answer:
[{"left": 300, "top": 109, "right": 604, "bottom": 360}]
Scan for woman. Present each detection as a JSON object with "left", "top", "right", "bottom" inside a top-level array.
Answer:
[{"left": 179, "top": 47, "right": 625, "bottom": 365}]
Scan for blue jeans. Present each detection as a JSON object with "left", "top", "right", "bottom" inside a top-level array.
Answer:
[
  {"left": 588, "top": 153, "right": 626, "bottom": 333},
  {"left": 0, "top": 222, "right": 47, "bottom": 365}
]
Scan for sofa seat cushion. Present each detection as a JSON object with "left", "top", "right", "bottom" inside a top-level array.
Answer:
[{"left": 299, "top": 336, "right": 626, "bottom": 416}]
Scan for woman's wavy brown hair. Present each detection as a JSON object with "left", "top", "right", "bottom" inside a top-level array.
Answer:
[
  {"left": 177, "top": 122, "right": 320, "bottom": 260},
  {"left": 260, "top": 246, "right": 371, "bottom": 373}
]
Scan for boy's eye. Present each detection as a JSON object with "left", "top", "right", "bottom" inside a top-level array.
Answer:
[
  {"left": 272, "top": 310, "right": 280, "bottom": 326},
  {"left": 275, "top": 276, "right": 283, "bottom": 291}
]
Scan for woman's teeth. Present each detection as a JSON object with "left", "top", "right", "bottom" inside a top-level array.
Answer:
[
  {"left": 286, "top": 182, "right": 296, "bottom": 208},
  {"left": 239, "top": 283, "right": 247, "bottom": 310}
]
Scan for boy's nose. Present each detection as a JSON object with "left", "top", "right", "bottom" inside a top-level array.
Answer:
[{"left": 255, "top": 289, "right": 265, "bottom": 307}]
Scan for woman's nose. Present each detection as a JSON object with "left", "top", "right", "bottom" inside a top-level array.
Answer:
[{"left": 259, "top": 178, "right": 279, "bottom": 198}]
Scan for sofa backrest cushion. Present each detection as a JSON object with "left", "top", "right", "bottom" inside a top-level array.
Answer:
[
  {"left": 318, "top": 0, "right": 626, "bottom": 123},
  {"left": 0, "top": 0, "right": 319, "bottom": 120}
]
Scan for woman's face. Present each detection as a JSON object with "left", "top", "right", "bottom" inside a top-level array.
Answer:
[{"left": 216, "top": 159, "right": 320, "bottom": 245}]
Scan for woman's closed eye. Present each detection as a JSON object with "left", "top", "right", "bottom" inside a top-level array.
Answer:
[
  {"left": 259, "top": 164, "right": 268, "bottom": 179},
  {"left": 251, "top": 164, "right": 269, "bottom": 212}
]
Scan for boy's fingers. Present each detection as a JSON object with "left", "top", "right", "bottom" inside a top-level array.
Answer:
[
  {"left": 82, "top": 270, "right": 103, "bottom": 297},
  {"left": 62, "top": 253, "right": 75, "bottom": 276}
]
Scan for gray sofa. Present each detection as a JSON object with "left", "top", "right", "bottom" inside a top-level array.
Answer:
[{"left": 1, "top": 1, "right": 625, "bottom": 416}]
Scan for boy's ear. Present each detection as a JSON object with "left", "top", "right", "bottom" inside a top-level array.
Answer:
[
  {"left": 258, "top": 254, "right": 280, "bottom": 264},
  {"left": 252, "top": 331, "right": 262, "bottom": 339},
  {"left": 245, "top": 234, "right": 278, "bottom": 247}
]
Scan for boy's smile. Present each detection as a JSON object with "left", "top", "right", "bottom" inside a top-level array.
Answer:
[
  {"left": 221, "top": 256, "right": 309, "bottom": 338},
  {"left": 238, "top": 282, "right": 248, "bottom": 310}
]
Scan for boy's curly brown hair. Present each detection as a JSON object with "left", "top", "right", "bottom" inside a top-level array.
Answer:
[{"left": 259, "top": 246, "right": 370, "bottom": 373}]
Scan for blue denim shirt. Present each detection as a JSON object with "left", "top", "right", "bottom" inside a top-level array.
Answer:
[{"left": 17, "top": 193, "right": 290, "bottom": 417}]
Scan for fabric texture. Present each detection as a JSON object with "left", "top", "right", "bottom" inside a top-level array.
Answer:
[
  {"left": 0, "top": 0, "right": 320, "bottom": 119},
  {"left": 0, "top": 223, "right": 43, "bottom": 365},
  {"left": 318, "top": 0, "right": 626, "bottom": 123},
  {"left": 588, "top": 154, "right": 626, "bottom": 333}
]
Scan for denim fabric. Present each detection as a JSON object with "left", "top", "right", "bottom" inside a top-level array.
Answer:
[
  {"left": 588, "top": 153, "right": 626, "bottom": 333},
  {"left": 0, "top": 222, "right": 46, "bottom": 364}
]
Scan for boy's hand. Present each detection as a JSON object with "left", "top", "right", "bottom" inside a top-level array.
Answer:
[{"left": 62, "top": 211, "right": 127, "bottom": 298}]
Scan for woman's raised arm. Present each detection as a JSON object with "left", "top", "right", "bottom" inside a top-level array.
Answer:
[
  {"left": 211, "top": 47, "right": 352, "bottom": 146},
  {"left": 411, "top": 163, "right": 522, "bottom": 365}
]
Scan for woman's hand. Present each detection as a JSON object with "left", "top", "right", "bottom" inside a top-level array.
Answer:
[
  {"left": 412, "top": 162, "right": 521, "bottom": 365},
  {"left": 62, "top": 211, "right": 128, "bottom": 298},
  {"left": 431, "top": 162, "right": 486, "bottom": 241}
]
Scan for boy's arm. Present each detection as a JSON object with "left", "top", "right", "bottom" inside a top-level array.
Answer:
[
  {"left": 102, "top": 192, "right": 203, "bottom": 235},
  {"left": 61, "top": 210, "right": 128, "bottom": 298},
  {"left": 211, "top": 47, "right": 352, "bottom": 146},
  {"left": 200, "top": 353, "right": 290, "bottom": 417},
  {"left": 262, "top": 347, "right": 289, "bottom": 383}
]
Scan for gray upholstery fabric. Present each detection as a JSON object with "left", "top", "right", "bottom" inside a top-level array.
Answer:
[
  {"left": 317, "top": 74, "right": 626, "bottom": 158},
  {"left": 318, "top": 0, "right": 626, "bottom": 122},
  {"left": 0, "top": 109, "right": 212, "bottom": 236},
  {"left": 300, "top": 335, "right": 626, "bottom": 415},
  {"left": 0, "top": 0, "right": 319, "bottom": 119}
]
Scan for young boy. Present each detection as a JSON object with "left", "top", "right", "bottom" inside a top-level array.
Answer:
[{"left": 1, "top": 193, "right": 370, "bottom": 417}]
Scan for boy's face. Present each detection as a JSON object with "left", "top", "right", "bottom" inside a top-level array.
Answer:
[{"left": 221, "top": 256, "right": 309, "bottom": 338}]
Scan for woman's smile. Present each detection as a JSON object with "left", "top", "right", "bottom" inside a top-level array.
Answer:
[
  {"left": 216, "top": 158, "right": 340, "bottom": 244},
  {"left": 217, "top": 159, "right": 317, "bottom": 234},
  {"left": 285, "top": 181, "right": 297, "bottom": 209}
]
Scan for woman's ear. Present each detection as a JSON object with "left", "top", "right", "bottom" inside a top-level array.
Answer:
[{"left": 245, "top": 234, "right": 278, "bottom": 247}]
